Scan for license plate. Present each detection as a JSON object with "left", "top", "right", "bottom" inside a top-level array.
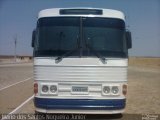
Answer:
[{"left": 71, "top": 86, "right": 88, "bottom": 94}]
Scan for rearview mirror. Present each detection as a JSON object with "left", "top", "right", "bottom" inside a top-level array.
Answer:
[
  {"left": 126, "top": 31, "right": 132, "bottom": 49},
  {"left": 32, "top": 29, "right": 36, "bottom": 47}
]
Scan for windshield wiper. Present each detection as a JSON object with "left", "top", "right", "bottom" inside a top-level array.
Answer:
[
  {"left": 55, "top": 48, "right": 79, "bottom": 63},
  {"left": 55, "top": 35, "right": 80, "bottom": 63},
  {"left": 86, "top": 43, "right": 107, "bottom": 64}
]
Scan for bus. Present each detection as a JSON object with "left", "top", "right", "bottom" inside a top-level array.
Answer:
[{"left": 32, "top": 8, "right": 132, "bottom": 114}]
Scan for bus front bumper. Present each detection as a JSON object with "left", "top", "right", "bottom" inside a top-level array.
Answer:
[{"left": 34, "top": 97, "right": 126, "bottom": 114}]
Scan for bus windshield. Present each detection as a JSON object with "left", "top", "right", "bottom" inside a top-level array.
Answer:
[{"left": 35, "top": 17, "right": 127, "bottom": 57}]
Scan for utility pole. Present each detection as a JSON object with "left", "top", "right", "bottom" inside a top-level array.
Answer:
[{"left": 14, "top": 34, "right": 17, "bottom": 62}]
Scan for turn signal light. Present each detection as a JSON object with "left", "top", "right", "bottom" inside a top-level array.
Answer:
[
  {"left": 34, "top": 83, "right": 38, "bottom": 95},
  {"left": 123, "top": 84, "right": 127, "bottom": 96}
]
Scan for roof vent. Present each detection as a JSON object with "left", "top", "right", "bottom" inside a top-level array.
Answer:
[{"left": 59, "top": 9, "right": 103, "bottom": 15}]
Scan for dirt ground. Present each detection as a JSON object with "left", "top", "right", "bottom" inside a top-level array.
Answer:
[
  {"left": 0, "top": 63, "right": 33, "bottom": 89},
  {"left": 126, "top": 57, "right": 160, "bottom": 114}
]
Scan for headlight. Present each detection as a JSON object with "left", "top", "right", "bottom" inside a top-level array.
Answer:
[
  {"left": 42, "top": 85, "right": 49, "bottom": 93},
  {"left": 103, "top": 86, "right": 110, "bottom": 94},
  {"left": 111, "top": 86, "right": 119, "bottom": 94},
  {"left": 50, "top": 85, "right": 57, "bottom": 93}
]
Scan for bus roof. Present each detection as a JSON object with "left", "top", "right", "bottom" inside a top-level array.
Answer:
[{"left": 38, "top": 8, "right": 125, "bottom": 21}]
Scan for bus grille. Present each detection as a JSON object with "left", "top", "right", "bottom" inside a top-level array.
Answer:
[{"left": 34, "top": 66, "right": 127, "bottom": 82}]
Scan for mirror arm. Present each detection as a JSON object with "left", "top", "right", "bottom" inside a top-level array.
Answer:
[{"left": 32, "top": 29, "right": 36, "bottom": 47}]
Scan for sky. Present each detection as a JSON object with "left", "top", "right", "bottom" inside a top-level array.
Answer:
[{"left": 0, "top": 0, "right": 160, "bottom": 57}]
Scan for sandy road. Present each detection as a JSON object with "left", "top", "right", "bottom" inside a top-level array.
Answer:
[
  {"left": 126, "top": 66, "right": 160, "bottom": 114},
  {"left": 0, "top": 62, "right": 160, "bottom": 120},
  {"left": 0, "top": 63, "right": 33, "bottom": 89},
  {"left": 0, "top": 63, "right": 33, "bottom": 114}
]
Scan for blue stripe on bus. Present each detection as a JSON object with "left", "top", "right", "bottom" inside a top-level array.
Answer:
[{"left": 34, "top": 97, "right": 126, "bottom": 110}]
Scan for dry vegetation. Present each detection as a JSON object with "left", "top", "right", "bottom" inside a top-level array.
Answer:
[
  {"left": 129, "top": 57, "right": 160, "bottom": 68},
  {"left": 126, "top": 57, "right": 160, "bottom": 114}
]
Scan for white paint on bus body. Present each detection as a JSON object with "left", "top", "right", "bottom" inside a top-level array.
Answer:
[{"left": 38, "top": 7, "right": 125, "bottom": 21}]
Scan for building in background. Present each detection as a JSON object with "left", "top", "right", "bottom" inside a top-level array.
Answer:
[{"left": 0, "top": 55, "right": 32, "bottom": 63}]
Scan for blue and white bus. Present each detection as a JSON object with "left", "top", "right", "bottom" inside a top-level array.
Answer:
[{"left": 32, "top": 8, "right": 132, "bottom": 114}]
